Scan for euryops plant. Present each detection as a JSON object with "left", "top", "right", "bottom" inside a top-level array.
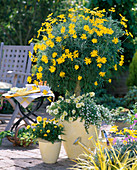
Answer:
[
  {"left": 47, "top": 92, "right": 111, "bottom": 132},
  {"left": 27, "top": 116, "right": 64, "bottom": 144},
  {"left": 28, "top": 7, "right": 132, "bottom": 95}
]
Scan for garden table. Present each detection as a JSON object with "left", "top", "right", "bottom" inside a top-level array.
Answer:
[{"left": 2, "top": 90, "right": 54, "bottom": 131}]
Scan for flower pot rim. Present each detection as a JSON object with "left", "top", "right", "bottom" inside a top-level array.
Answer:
[{"left": 37, "top": 138, "right": 61, "bottom": 143}]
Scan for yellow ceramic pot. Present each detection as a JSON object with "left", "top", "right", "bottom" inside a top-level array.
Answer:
[
  {"left": 38, "top": 138, "right": 61, "bottom": 164},
  {"left": 61, "top": 118, "right": 99, "bottom": 159}
]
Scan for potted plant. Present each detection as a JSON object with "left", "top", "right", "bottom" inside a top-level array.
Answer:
[
  {"left": 47, "top": 92, "right": 111, "bottom": 158},
  {"left": 0, "top": 124, "right": 36, "bottom": 147},
  {"left": 111, "top": 107, "right": 131, "bottom": 130},
  {"left": 28, "top": 6, "right": 132, "bottom": 96},
  {"left": 27, "top": 116, "right": 64, "bottom": 164}
]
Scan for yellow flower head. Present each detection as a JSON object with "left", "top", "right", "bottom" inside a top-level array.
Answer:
[
  {"left": 80, "top": 34, "right": 87, "bottom": 40},
  {"left": 47, "top": 130, "right": 50, "bottom": 133},
  {"left": 110, "top": 125, "right": 118, "bottom": 133},
  {"left": 27, "top": 125, "right": 30, "bottom": 129},
  {"left": 78, "top": 76, "right": 82, "bottom": 80},
  {"left": 56, "top": 36, "right": 62, "bottom": 42},
  {"left": 27, "top": 76, "right": 32, "bottom": 83},
  {"left": 33, "top": 129, "right": 36, "bottom": 131},
  {"left": 75, "top": 65, "right": 79, "bottom": 70},
  {"left": 44, "top": 134, "right": 47, "bottom": 137},
  {"left": 84, "top": 57, "right": 92, "bottom": 65},
  {"left": 37, "top": 116, "right": 42, "bottom": 122},
  {"left": 112, "top": 37, "right": 118, "bottom": 44},
  {"left": 43, "top": 118, "right": 47, "bottom": 121},
  {"left": 92, "top": 38, "right": 97, "bottom": 43},
  {"left": 49, "top": 66, "right": 56, "bottom": 73},
  {"left": 99, "top": 72, "right": 106, "bottom": 77},
  {"left": 38, "top": 66, "right": 43, "bottom": 72},
  {"left": 52, "top": 52, "right": 58, "bottom": 58},
  {"left": 59, "top": 71, "right": 65, "bottom": 78},
  {"left": 94, "top": 81, "right": 98, "bottom": 86},
  {"left": 108, "top": 79, "right": 111, "bottom": 83},
  {"left": 90, "top": 50, "right": 98, "bottom": 57},
  {"left": 54, "top": 126, "right": 57, "bottom": 128},
  {"left": 61, "top": 26, "right": 65, "bottom": 33}
]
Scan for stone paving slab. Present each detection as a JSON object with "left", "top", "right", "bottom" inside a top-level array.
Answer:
[{"left": 0, "top": 105, "right": 75, "bottom": 170}]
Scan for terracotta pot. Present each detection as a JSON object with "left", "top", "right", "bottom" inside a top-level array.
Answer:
[
  {"left": 61, "top": 118, "right": 99, "bottom": 159},
  {"left": 38, "top": 138, "right": 61, "bottom": 164}
]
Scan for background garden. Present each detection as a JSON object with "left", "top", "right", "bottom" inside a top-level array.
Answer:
[{"left": 0, "top": 0, "right": 137, "bottom": 169}]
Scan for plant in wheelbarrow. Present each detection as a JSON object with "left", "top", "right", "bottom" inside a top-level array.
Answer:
[
  {"left": 27, "top": 116, "right": 64, "bottom": 164},
  {"left": 0, "top": 124, "right": 36, "bottom": 147}
]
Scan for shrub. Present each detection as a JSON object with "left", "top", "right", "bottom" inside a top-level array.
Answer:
[
  {"left": 29, "top": 7, "right": 132, "bottom": 95},
  {"left": 127, "top": 51, "right": 137, "bottom": 86},
  {"left": 123, "top": 86, "right": 137, "bottom": 109}
]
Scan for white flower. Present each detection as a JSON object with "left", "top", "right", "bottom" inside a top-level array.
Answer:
[
  {"left": 80, "top": 102, "right": 85, "bottom": 107},
  {"left": 69, "top": 117, "right": 73, "bottom": 122},
  {"left": 59, "top": 96, "right": 64, "bottom": 100},
  {"left": 65, "top": 99, "right": 70, "bottom": 103},
  {"left": 72, "top": 110, "right": 76, "bottom": 114},
  {"left": 51, "top": 102, "right": 55, "bottom": 106},
  {"left": 70, "top": 95, "right": 75, "bottom": 99},
  {"left": 74, "top": 99, "right": 79, "bottom": 103},
  {"left": 76, "top": 103, "right": 81, "bottom": 108},
  {"left": 63, "top": 111, "right": 68, "bottom": 116},
  {"left": 54, "top": 109, "right": 58, "bottom": 115},
  {"left": 57, "top": 100, "right": 61, "bottom": 104},
  {"left": 60, "top": 115, "right": 64, "bottom": 121},
  {"left": 89, "top": 92, "right": 95, "bottom": 97}
]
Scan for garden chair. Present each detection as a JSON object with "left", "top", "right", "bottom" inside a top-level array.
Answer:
[{"left": 0, "top": 42, "right": 33, "bottom": 124}]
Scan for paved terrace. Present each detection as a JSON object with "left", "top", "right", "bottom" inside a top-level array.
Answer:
[{"left": 0, "top": 104, "right": 74, "bottom": 170}]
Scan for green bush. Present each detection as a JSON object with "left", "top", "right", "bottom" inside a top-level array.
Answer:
[
  {"left": 95, "top": 89, "right": 124, "bottom": 110},
  {"left": 127, "top": 51, "right": 137, "bottom": 86},
  {"left": 123, "top": 86, "right": 137, "bottom": 109}
]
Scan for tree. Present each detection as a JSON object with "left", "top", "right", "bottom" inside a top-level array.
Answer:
[{"left": 0, "top": 0, "right": 75, "bottom": 45}]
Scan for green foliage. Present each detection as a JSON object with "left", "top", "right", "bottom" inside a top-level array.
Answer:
[
  {"left": 0, "top": 128, "right": 36, "bottom": 146},
  {"left": 127, "top": 51, "right": 137, "bottom": 86},
  {"left": 28, "top": 117, "right": 64, "bottom": 144},
  {"left": 0, "top": 95, "right": 14, "bottom": 114},
  {"left": 0, "top": 0, "right": 74, "bottom": 45},
  {"left": 32, "top": 7, "right": 128, "bottom": 94},
  {"left": 86, "top": 0, "right": 136, "bottom": 64},
  {"left": 47, "top": 92, "right": 111, "bottom": 132},
  {"left": 123, "top": 86, "right": 137, "bottom": 109},
  {"left": 110, "top": 107, "right": 131, "bottom": 122},
  {"left": 95, "top": 89, "right": 124, "bottom": 110}
]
